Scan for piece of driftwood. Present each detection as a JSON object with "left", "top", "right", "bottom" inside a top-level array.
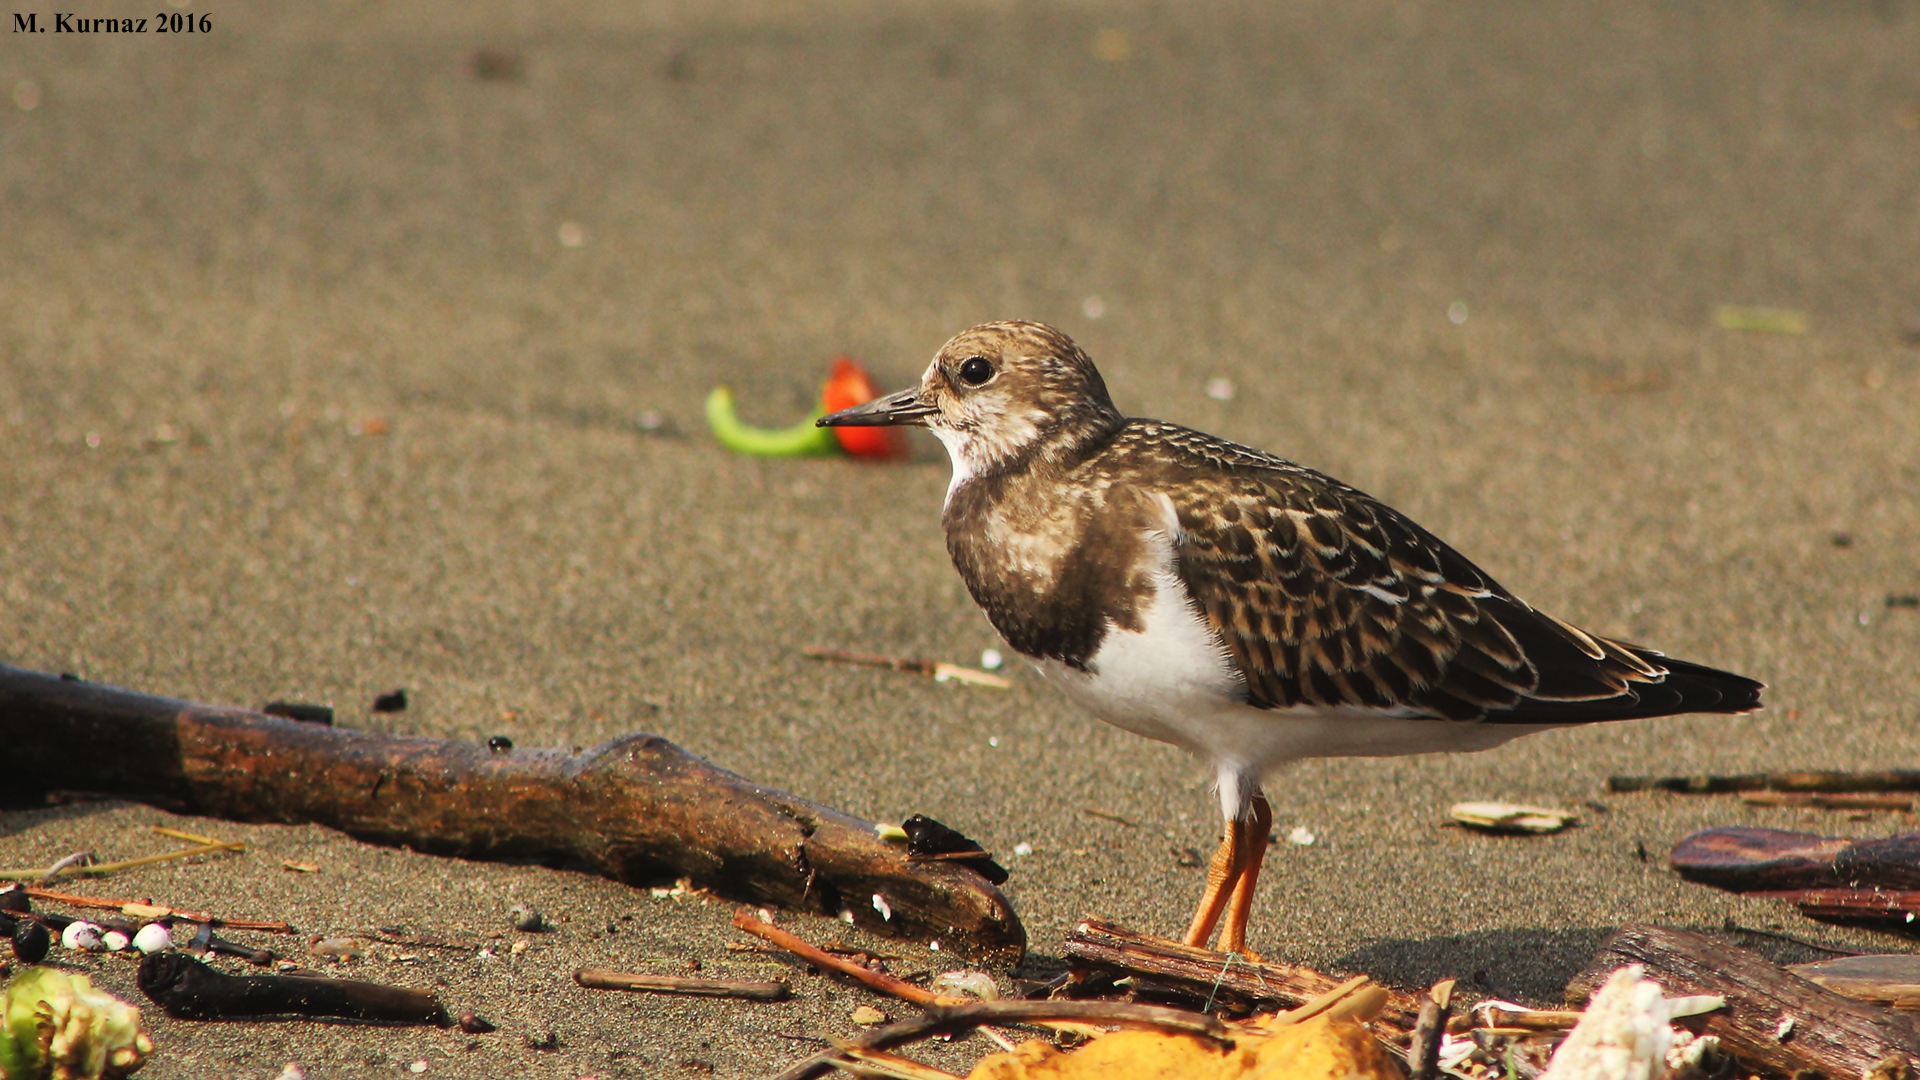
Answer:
[
  {"left": 1611, "top": 770, "right": 1920, "bottom": 794},
  {"left": 1566, "top": 925, "right": 1920, "bottom": 1075},
  {"left": 0, "top": 663, "right": 1023, "bottom": 962},
  {"left": 1754, "top": 888, "right": 1920, "bottom": 927},
  {"left": 1060, "top": 917, "right": 1421, "bottom": 1029},
  {"left": 573, "top": 966, "right": 789, "bottom": 1001},
  {"left": 1673, "top": 826, "right": 1920, "bottom": 894},
  {"left": 137, "top": 951, "right": 450, "bottom": 1024},
  {"left": 1740, "top": 791, "right": 1916, "bottom": 811},
  {"left": 1790, "top": 955, "right": 1920, "bottom": 1012}
]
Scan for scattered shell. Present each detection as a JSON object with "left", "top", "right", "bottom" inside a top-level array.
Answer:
[
  {"left": 1451, "top": 802, "right": 1576, "bottom": 834},
  {"left": 61, "top": 921, "right": 105, "bottom": 951},
  {"left": 308, "top": 937, "right": 363, "bottom": 960},
  {"left": 409, "top": 1060, "right": 428, "bottom": 1074},
  {"left": 850, "top": 1005, "right": 887, "bottom": 1026},
  {"left": 275, "top": 1064, "right": 308, "bottom": 1080},
  {"left": 101, "top": 929, "right": 131, "bottom": 952},
  {"left": 1286, "top": 827, "right": 1316, "bottom": 846},
  {"left": 980, "top": 648, "right": 1004, "bottom": 671},
  {"left": 930, "top": 970, "right": 1000, "bottom": 1001},
  {"left": 872, "top": 894, "right": 893, "bottom": 921},
  {"left": 1205, "top": 377, "right": 1235, "bottom": 402},
  {"left": 1012, "top": 842, "right": 1034, "bottom": 857},
  {"left": 509, "top": 940, "right": 529, "bottom": 955}
]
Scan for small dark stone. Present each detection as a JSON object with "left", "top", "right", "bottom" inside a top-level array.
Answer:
[
  {"left": 0, "top": 887, "right": 29, "bottom": 913},
  {"left": 1831, "top": 532, "right": 1856, "bottom": 548},
  {"left": 13, "top": 919, "right": 52, "bottom": 963},
  {"left": 526, "top": 1031, "right": 560, "bottom": 1051},
  {"left": 458, "top": 1011, "right": 496, "bottom": 1034},
  {"left": 468, "top": 48, "right": 523, "bottom": 82},
  {"left": 665, "top": 50, "right": 694, "bottom": 83},
  {"left": 487, "top": 735, "right": 514, "bottom": 752},
  {"left": 372, "top": 689, "right": 408, "bottom": 713},
  {"left": 59, "top": 672, "right": 80, "bottom": 681},
  {"left": 1887, "top": 594, "right": 1920, "bottom": 609},
  {"left": 263, "top": 701, "right": 335, "bottom": 725}
]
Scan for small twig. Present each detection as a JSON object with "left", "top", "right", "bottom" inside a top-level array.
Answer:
[
  {"left": 21, "top": 887, "right": 294, "bottom": 932},
  {"left": 151, "top": 825, "right": 247, "bottom": 850},
  {"left": 1080, "top": 808, "right": 1139, "bottom": 828},
  {"left": 804, "top": 648, "right": 937, "bottom": 676},
  {"left": 575, "top": 967, "right": 789, "bottom": 1001},
  {"left": 732, "top": 910, "right": 958, "bottom": 1007},
  {"left": 37, "top": 851, "right": 97, "bottom": 883},
  {"left": 368, "top": 928, "right": 477, "bottom": 951},
  {"left": 769, "top": 1000, "right": 1233, "bottom": 1080},
  {"left": 825, "top": 1045, "right": 963, "bottom": 1080},
  {"left": 0, "top": 840, "right": 243, "bottom": 883}
]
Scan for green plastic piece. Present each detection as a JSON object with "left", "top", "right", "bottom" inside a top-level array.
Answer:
[{"left": 704, "top": 386, "right": 841, "bottom": 458}]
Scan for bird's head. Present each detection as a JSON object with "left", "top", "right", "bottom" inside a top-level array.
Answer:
[{"left": 819, "top": 320, "right": 1123, "bottom": 481}]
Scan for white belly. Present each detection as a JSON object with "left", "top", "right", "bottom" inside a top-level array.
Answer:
[{"left": 1028, "top": 532, "right": 1559, "bottom": 818}]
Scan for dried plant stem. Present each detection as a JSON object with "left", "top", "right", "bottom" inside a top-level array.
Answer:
[
  {"left": 0, "top": 841, "right": 239, "bottom": 883},
  {"left": 733, "top": 910, "right": 958, "bottom": 1007}
]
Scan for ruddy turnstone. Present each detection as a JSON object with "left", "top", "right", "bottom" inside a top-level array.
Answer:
[{"left": 820, "top": 320, "right": 1763, "bottom": 956}]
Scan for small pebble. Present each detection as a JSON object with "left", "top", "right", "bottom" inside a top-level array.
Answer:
[
  {"left": 1012, "top": 842, "right": 1034, "bottom": 856},
  {"left": 979, "top": 648, "right": 1004, "bottom": 671},
  {"left": 274, "top": 1064, "right": 307, "bottom": 1080},
  {"left": 61, "top": 921, "right": 104, "bottom": 951},
  {"left": 409, "top": 1060, "right": 429, "bottom": 1074},
  {"left": 488, "top": 735, "right": 514, "bottom": 752},
  {"left": 459, "top": 1011, "right": 497, "bottom": 1034},
  {"left": 850, "top": 1005, "right": 887, "bottom": 1026},
  {"left": 100, "top": 929, "right": 131, "bottom": 952},
  {"left": 510, "top": 940, "right": 529, "bottom": 955},
  {"left": 12, "top": 919, "right": 51, "bottom": 963},
  {"left": 1287, "top": 826, "right": 1316, "bottom": 846},
  {"left": 0, "top": 886, "right": 28, "bottom": 913},
  {"left": 1205, "top": 377, "right": 1235, "bottom": 402},
  {"left": 510, "top": 904, "right": 544, "bottom": 932}
]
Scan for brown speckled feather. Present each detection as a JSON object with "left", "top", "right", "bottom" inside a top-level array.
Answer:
[{"left": 1102, "top": 422, "right": 1758, "bottom": 723}]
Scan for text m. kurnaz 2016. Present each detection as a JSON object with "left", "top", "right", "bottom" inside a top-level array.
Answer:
[{"left": 11, "top": 12, "right": 214, "bottom": 33}]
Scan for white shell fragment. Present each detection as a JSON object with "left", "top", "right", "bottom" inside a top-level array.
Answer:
[
  {"left": 1541, "top": 965, "right": 1672, "bottom": 1080},
  {"left": 930, "top": 970, "right": 1001, "bottom": 1001},
  {"left": 61, "top": 921, "right": 105, "bottom": 951},
  {"left": 872, "top": 893, "right": 893, "bottom": 921},
  {"left": 1287, "top": 826, "right": 1316, "bottom": 846},
  {"left": 1663, "top": 994, "right": 1725, "bottom": 1019},
  {"left": 101, "top": 929, "right": 131, "bottom": 952},
  {"left": 133, "top": 923, "right": 173, "bottom": 955},
  {"left": 1451, "top": 801, "right": 1577, "bottom": 834}
]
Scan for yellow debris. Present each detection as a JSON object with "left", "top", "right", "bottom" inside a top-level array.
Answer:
[{"left": 964, "top": 1014, "right": 1402, "bottom": 1080}]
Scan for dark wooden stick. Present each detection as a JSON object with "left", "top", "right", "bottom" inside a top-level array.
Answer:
[
  {"left": 137, "top": 951, "right": 448, "bottom": 1024},
  {"left": 1565, "top": 925, "right": 1920, "bottom": 1075},
  {"left": 0, "top": 663, "right": 1023, "bottom": 963},
  {"left": 574, "top": 967, "right": 789, "bottom": 1001},
  {"left": 1061, "top": 918, "right": 1422, "bottom": 1029},
  {"left": 1611, "top": 770, "right": 1920, "bottom": 794},
  {"left": 767, "top": 999, "right": 1232, "bottom": 1080}
]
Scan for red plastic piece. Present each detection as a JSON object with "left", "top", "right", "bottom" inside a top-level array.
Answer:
[{"left": 821, "top": 356, "right": 910, "bottom": 460}]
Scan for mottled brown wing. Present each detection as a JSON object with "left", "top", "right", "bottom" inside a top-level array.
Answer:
[{"left": 1165, "top": 468, "right": 1679, "bottom": 722}]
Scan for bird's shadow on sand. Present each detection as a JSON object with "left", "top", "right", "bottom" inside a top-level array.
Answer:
[{"left": 1334, "top": 923, "right": 1865, "bottom": 1006}]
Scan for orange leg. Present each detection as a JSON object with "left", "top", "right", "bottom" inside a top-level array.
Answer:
[
  {"left": 1217, "top": 792, "right": 1272, "bottom": 958},
  {"left": 1182, "top": 814, "right": 1246, "bottom": 949}
]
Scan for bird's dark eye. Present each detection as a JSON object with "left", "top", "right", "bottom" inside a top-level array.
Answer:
[{"left": 958, "top": 356, "right": 994, "bottom": 386}]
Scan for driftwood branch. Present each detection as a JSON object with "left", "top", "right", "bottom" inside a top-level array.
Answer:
[
  {"left": 1611, "top": 770, "right": 1920, "bottom": 794},
  {"left": 0, "top": 664, "right": 1023, "bottom": 963},
  {"left": 1061, "top": 917, "right": 1421, "bottom": 1029},
  {"left": 1566, "top": 925, "right": 1920, "bottom": 1076},
  {"left": 137, "top": 951, "right": 449, "bottom": 1024}
]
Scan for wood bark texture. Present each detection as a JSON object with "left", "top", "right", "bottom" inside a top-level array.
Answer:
[
  {"left": 0, "top": 664, "right": 1024, "bottom": 963},
  {"left": 1566, "top": 924, "right": 1920, "bottom": 1075},
  {"left": 1061, "top": 917, "right": 1422, "bottom": 1029}
]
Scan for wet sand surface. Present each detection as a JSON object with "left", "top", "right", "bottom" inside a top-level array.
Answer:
[{"left": 3, "top": 2, "right": 1919, "bottom": 1076}]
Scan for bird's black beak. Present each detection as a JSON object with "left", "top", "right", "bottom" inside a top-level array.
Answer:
[{"left": 817, "top": 387, "right": 937, "bottom": 428}]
